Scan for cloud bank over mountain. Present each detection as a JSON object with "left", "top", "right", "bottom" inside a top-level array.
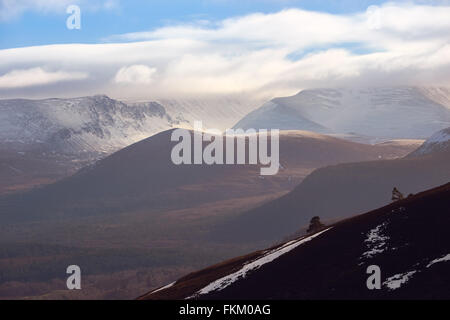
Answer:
[{"left": 0, "top": 3, "right": 449, "bottom": 99}]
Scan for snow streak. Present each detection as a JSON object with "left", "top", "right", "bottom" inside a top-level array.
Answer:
[{"left": 187, "top": 228, "right": 332, "bottom": 299}]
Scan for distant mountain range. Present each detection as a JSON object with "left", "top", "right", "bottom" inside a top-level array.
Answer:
[
  {"left": 0, "top": 129, "right": 417, "bottom": 224},
  {"left": 2, "top": 88, "right": 448, "bottom": 158},
  {"left": 0, "top": 95, "right": 259, "bottom": 194},
  {"left": 0, "top": 95, "right": 260, "bottom": 155},
  {"left": 3, "top": 87, "right": 447, "bottom": 160},
  {"left": 140, "top": 182, "right": 450, "bottom": 300},
  {"left": 234, "top": 87, "right": 450, "bottom": 141}
]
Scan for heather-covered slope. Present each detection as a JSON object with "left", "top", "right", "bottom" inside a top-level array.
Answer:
[{"left": 211, "top": 129, "right": 449, "bottom": 244}]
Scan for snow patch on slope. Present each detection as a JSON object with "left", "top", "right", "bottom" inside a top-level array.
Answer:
[
  {"left": 187, "top": 228, "right": 332, "bottom": 299},
  {"left": 384, "top": 271, "right": 417, "bottom": 290},
  {"left": 381, "top": 253, "right": 449, "bottom": 291},
  {"left": 408, "top": 127, "right": 450, "bottom": 156},
  {"left": 151, "top": 282, "right": 176, "bottom": 294},
  {"left": 361, "top": 221, "right": 390, "bottom": 259},
  {"left": 427, "top": 254, "right": 450, "bottom": 268}
]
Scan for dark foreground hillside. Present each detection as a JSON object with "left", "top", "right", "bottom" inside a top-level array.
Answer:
[
  {"left": 211, "top": 148, "right": 450, "bottom": 244},
  {"left": 140, "top": 182, "right": 450, "bottom": 300}
]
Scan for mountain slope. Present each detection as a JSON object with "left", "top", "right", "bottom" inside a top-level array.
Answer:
[
  {"left": 0, "top": 147, "right": 94, "bottom": 195},
  {"left": 0, "top": 129, "right": 418, "bottom": 223},
  {"left": 234, "top": 87, "right": 450, "bottom": 140},
  {"left": 157, "top": 97, "right": 262, "bottom": 132},
  {"left": 210, "top": 128, "right": 449, "bottom": 244},
  {"left": 408, "top": 127, "right": 450, "bottom": 157},
  {"left": 232, "top": 101, "right": 330, "bottom": 134},
  {"left": 140, "top": 182, "right": 450, "bottom": 300}
]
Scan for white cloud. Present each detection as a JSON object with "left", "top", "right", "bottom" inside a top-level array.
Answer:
[
  {"left": 110, "top": 5, "right": 450, "bottom": 50},
  {"left": 0, "top": 3, "right": 449, "bottom": 99},
  {"left": 0, "top": 67, "right": 88, "bottom": 88},
  {"left": 114, "top": 65, "right": 157, "bottom": 84}
]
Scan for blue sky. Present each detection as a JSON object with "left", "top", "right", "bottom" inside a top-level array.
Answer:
[{"left": 0, "top": 0, "right": 388, "bottom": 49}]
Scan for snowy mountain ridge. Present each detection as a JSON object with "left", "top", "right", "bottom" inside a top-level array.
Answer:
[
  {"left": 0, "top": 95, "right": 259, "bottom": 155},
  {"left": 408, "top": 127, "right": 450, "bottom": 156},
  {"left": 234, "top": 87, "right": 450, "bottom": 141}
]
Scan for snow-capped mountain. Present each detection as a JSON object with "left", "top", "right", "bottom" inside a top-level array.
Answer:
[
  {"left": 0, "top": 95, "right": 177, "bottom": 154},
  {"left": 0, "top": 95, "right": 260, "bottom": 155},
  {"left": 408, "top": 127, "right": 450, "bottom": 156},
  {"left": 140, "top": 182, "right": 450, "bottom": 300},
  {"left": 234, "top": 87, "right": 450, "bottom": 141}
]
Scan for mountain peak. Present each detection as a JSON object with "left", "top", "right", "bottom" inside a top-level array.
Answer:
[
  {"left": 237, "top": 87, "right": 450, "bottom": 141},
  {"left": 409, "top": 127, "right": 450, "bottom": 157}
]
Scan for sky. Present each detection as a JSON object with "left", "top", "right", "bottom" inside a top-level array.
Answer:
[{"left": 0, "top": 0, "right": 449, "bottom": 100}]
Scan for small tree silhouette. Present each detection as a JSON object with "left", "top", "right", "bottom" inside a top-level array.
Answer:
[
  {"left": 392, "top": 187, "right": 404, "bottom": 202},
  {"left": 307, "top": 216, "right": 325, "bottom": 234}
]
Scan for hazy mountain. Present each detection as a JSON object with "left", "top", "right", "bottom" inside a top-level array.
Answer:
[
  {"left": 210, "top": 128, "right": 450, "bottom": 244},
  {"left": 155, "top": 97, "right": 262, "bottom": 132},
  {"left": 140, "top": 182, "right": 450, "bottom": 300},
  {"left": 0, "top": 95, "right": 260, "bottom": 194},
  {"left": 0, "top": 146, "right": 95, "bottom": 195},
  {"left": 0, "top": 129, "right": 418, "bottom": 224},
  {"left": 234, "top": 87, "right": 450, "bottom": 141}
]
